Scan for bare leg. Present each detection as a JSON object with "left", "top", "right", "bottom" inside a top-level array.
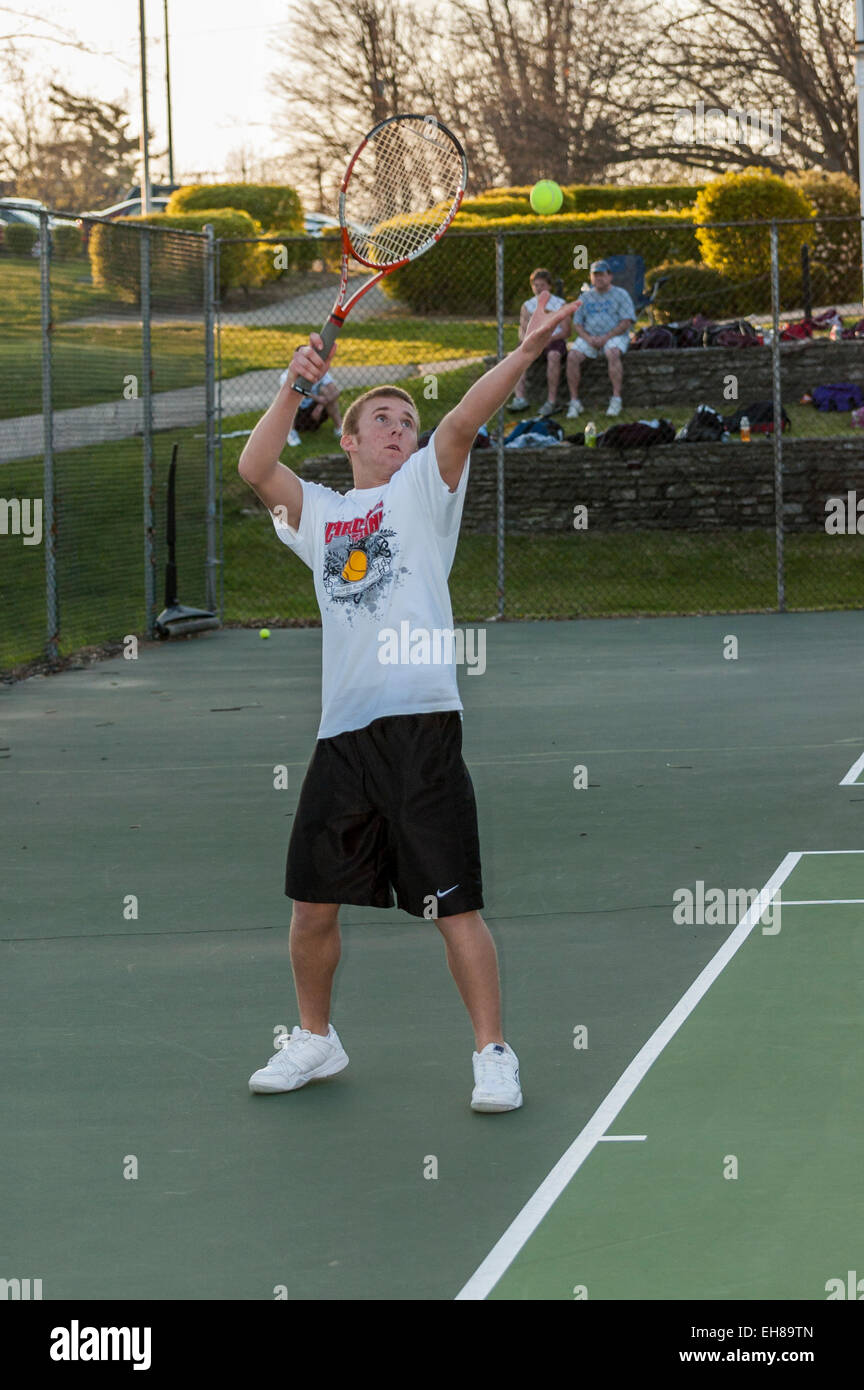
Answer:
[
  {"left": 566, "top": 348, "right": 586, "bottom": 400},
  {"left": 546, "top": 349, "right": 562, "bottom": 403},
  {"left": 606, "top": 346, "right": 623, "bottom": 396},
  {"left": 289, "top": 901, "right": 341, "bottom": 1036},
  {"left": 434, "top": 909, "right": 504, "bottom": 1051}
]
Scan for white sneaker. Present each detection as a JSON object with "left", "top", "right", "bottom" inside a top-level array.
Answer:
[
  {"left": 471, "top": 1041, "right": 523, "bottom": 1113},
  {"left": 508, "top": 395, "right": 529, "bottom": 411},
  {"left": 566, "top": 399, "right": 584, "bottom": 419},
  {"left": 538, "top": 400, "right": 558, "bottom": 417},
  {"left": 606, "top": 396, "right": 623, "bottom": 416},
  {"left": 287, "top": 428, "right": 302, "bottom": 447},
  {"left": 249, "top": 1024, "right": 349, "bottom": 1093}
]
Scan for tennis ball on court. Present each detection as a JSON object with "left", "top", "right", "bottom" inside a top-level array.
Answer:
[
  {"left": 341, "top": 549, "right": 367, "bottom": 582},
  {"left": 260, "top": 628, "right": 270, "bottom": 639},
  {"left": 530, "top": 180, "right": 563, "bottom": 215}
]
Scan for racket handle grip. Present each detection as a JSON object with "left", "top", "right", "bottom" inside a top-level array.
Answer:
[{"left": 292, "top": 316, "right": 343, "bottom": 394}]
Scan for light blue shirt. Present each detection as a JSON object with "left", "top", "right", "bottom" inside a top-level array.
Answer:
[{"left": 573, "top": 285, "right": 635, "bottom": 337}]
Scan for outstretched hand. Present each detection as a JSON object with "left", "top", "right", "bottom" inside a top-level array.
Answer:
[{"left": 521, "top": 290, "right": 581, "bottom": 358}]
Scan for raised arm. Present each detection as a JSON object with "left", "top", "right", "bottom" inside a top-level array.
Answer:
[
  {"left": 238, "top": 335, "right": 334, "bottom": 529},
  {"left": 434, "top": 292, "right": 580, "bottom": 490}
]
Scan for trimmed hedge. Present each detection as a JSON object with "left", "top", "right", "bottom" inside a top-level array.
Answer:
[
  {"left": 647, "top": 261, "right": 750, "bottom": 321},
  {"left": 268, "top": 231, "right": 323, "bottom": 275},
  {"left": 52, "top": 223, "right": 83, "bottom": 259},
  {"left": 89, "top": 209, "right": 268, "bottom": 304},
  {"left": 166, "top": 182, "right": 303, "bottom": 232},
  {"left": 466, "top": 183, "right": 704, "bottom": 214},
  {"left": 784, "top": 171, "right": 862, "bottom": 303},
  {"left": 381, "top": 211, "right": 701, "bottom": 314},
  {"left": 693, "top": 169, "right": 814, "bottom": 293},
  {"left": 3, "top": 223, "right": 38, "bottom": 255}
]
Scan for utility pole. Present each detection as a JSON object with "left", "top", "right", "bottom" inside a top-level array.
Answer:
[
  {"left": 163, "top": 0, "right": 175, "bottom": 186},
  {"left": 138, "top": 0, "right": 152, "bottom": 211}
]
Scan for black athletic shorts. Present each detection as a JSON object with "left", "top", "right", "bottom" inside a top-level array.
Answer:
[{"left": 285, "top": 711, "right": 483, "bottom": 920}]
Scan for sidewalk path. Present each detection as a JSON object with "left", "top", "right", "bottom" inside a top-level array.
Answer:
[{"left": 0, "top": 356, "right": 482, "bottom": 464}]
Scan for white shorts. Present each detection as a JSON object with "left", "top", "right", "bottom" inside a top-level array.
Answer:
[{"left": 569, "top": 333, "right": 630, "bottom": 359}]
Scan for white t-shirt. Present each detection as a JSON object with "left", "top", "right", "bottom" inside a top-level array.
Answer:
[
  {"left": 523, "top": 292, "right": 567, "bottom": 337},
  {"left": 270, "top": 430, "right": 470, "bottom": 739}
]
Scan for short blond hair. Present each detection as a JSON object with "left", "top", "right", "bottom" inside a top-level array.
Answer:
[{"left": 342, "top": 386, "right": 419, "bottom": 440}]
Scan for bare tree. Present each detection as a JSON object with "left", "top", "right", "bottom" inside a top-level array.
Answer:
[
  {"left": 442, "top": 0, "right": 659, "bottom": 186},
  {"left": 639, "top": 0, "right": 857, "bottom": 177},
  {"left": 0, "top": 5, "right": 100, "bottom": 49},
  {"left": 268, "top": 0, "right": 453, "bottom": 206},
  {"left": 0, "top": 46, "right": 142, "bottom": 209}
]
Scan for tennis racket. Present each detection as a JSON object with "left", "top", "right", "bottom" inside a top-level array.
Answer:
[{"left": 292, "top": 112, "right": 468, "bottom": 394}]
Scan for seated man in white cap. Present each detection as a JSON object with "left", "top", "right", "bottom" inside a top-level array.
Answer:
[{"left": 566, "top": 260, "right": 635, "bottom": 418}]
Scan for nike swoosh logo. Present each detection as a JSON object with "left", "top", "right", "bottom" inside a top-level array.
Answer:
[{"left": 437, "top": 884, "right": 459, "bottom": 897}]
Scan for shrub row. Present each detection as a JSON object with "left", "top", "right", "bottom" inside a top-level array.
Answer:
[
  {"left": 89, "top": 210, "right": 267, "bottom": 304},
  {"left": 1, "top": 223, "right": 38, "bottom": 254},
  {"left": 380, "top": 211, "right": 702, "bottom": 314},
  {"left": 166, "top": 182, "right": 303, "bottom": 232},
  {"left": 465, "top": 183, "right": 706, "bottom": 215}
]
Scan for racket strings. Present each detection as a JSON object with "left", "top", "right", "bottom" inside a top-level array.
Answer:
[{"left": 344, "top": 118, "right": 464, "bottom": 266}]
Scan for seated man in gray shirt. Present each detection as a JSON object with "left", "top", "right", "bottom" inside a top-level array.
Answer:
[{"left": 566, "top": 259, "right": 635, "bottom": 419}]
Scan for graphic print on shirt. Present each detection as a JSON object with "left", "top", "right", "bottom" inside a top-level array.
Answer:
[{"left": 321, "top": 498, "right": 404, "bottom": 616}]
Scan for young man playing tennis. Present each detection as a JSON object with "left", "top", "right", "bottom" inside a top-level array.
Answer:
[{"left": 239, "top": 289, "right": 577, "bottom": 1111}]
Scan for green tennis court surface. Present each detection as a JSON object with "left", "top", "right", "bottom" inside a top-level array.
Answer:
[{"left": 1, "top": 611, "right": 862, "bottom": 1300}]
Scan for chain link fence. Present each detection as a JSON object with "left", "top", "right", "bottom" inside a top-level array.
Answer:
[
  {"left": 4, "top": 207, "right": 864, "bottom": 677},
  {"left": 222, "top": 215, "right": 864, "bottom": 625},
  {"left": 0, "top": 205, "right": 215, "bottom": 677}
]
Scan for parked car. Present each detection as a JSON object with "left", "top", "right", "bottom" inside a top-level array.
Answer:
[
  {"left": 304, "top": 212, "right": 340, "bottom": 237},
  {"left": 77, "top": 196, "right": 170, "bottom": 250},
  {"left": 0, "top": 199, "right": 77, "bottom": 254},
  {"left": 120, "top": 183, "right": 180, "bottom": 202}
]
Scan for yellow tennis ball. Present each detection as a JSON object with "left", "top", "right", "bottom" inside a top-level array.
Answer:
[
  {"left": 530, "top": 180, "right": 563, "bottom": 215},
  {"left": 259, "top": 628, "right": 270, "bottom": 639},
  {"left": 341, "top": 549, "right": 368, "bottom": 582}
]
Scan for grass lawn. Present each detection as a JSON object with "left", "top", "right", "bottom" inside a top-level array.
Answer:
[
  {"left": 3, "top": 253, "right": 862, "bottom": 444},
  {"left": 4, "top": 372, "right": 864, "bottom": 677}
]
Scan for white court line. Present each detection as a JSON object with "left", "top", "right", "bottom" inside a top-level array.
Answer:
[
  {"left": 598, "top": 1135, "right": 646, "bottom": 1142},
  {"left": 781, "top": 899, "right": 864, "bottom": 905},
  {"left": 799, "top": 849, "right": 864, "bottom": 855},
  {"left": 839, "top": 750, "right": 864, "bottom": 786},
  {"left": 454, "top": 852, "right": 802, "bottom": 1301}
]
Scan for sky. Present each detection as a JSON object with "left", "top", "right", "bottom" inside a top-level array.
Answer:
[{"left": 2, "top": 0, "right": 297, "bottom": 185}]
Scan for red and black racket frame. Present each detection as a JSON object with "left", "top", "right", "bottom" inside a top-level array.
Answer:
[{"left": 292, "top": 113, "right": 468, "bottom": 394}]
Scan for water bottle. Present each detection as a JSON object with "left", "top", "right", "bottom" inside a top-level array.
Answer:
[
  {"left": 585, "top": 421, "right": 597, "bottom": 447},
  {"left": 740, "top": 415, "right": 751, "bottom": 443}
]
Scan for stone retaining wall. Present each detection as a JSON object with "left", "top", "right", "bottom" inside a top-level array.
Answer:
[
  {"left": 524, "top": 337, "right": 864, "bottom": 409},
  {"left": 300, "top": 436, "right": 864, "bottom": 533}
]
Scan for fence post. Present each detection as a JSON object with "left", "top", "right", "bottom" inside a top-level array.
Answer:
[
  {"left": 769, "top": 221, "right": 786, "bottom": 613},
  {"left": 141, "top": 226, "right": 156, "bottom": 637},
  {"left": 214, "top": 237, "right": 224, "bottom": 623},
  {"left": 495, "top": 232, "right": 505, "bottom": 619},
  {"left": 39, "top": 210, "right": 58, "bottom": 663},
  {"left": 203, "top": 225, "right": 218, "bottom": 615}
]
